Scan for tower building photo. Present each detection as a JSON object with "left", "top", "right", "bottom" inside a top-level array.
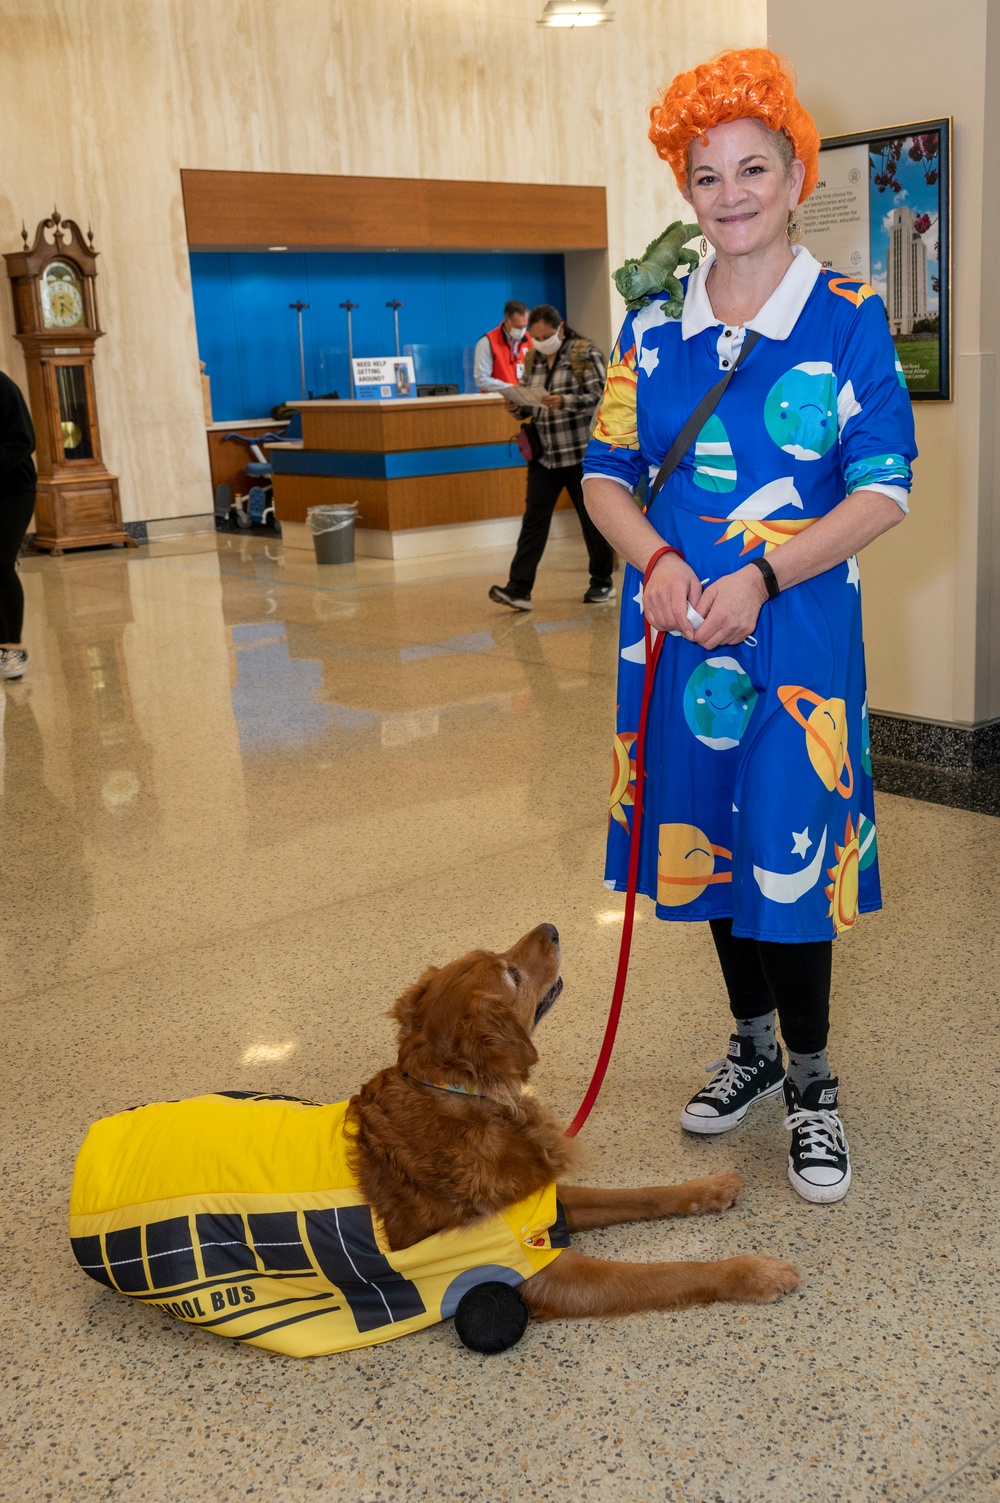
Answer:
[{"left": 886, "top": 204, "right": 929, "bottom": 335}]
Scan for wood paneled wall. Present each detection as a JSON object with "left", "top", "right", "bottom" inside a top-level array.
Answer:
[
  {"left": 182, "top": 171, "right": 606, "bottom": 251},
  {"left": 0, "top": 0, "right": 763, "bottom": 528}
]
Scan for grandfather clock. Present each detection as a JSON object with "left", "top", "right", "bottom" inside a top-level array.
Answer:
[{"left": 4, "top": 210, "right": 134, "bottom": 555}]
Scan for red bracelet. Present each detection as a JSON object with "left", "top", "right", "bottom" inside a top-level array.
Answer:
[{"left": 643, "top": 544, "right": 684, "bottom": 588}]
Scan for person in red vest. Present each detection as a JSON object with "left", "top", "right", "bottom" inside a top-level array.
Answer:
[{"left": 474, "top": 301, "right": 532, "bottom": 391}]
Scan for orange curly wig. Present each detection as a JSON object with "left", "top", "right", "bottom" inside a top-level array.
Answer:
[{"left": 648, "top": 48, "right": 820, "bottom": 202}]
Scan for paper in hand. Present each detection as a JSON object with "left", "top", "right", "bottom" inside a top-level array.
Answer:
[{"left": 496, "top": 384, "right": 549, "bottom": 410}]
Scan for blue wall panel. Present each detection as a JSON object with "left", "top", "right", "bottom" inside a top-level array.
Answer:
[{"left": 191, "top": 251, "right": 566, "bottom": 421}]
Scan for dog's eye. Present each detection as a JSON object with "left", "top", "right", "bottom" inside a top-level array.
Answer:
[{"left": 508, "top": 966, "right": 521, "bottom": 987}]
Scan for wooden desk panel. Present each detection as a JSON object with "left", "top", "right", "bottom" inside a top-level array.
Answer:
[
  {"left": 273, "top": 469, "right": 571, "bottom": 530},
  {"left": 182, "top": 170, "right": 607, "bottom": 251},
  {"left": 296, "top": 398, "right": 520, "bottom": 453},
  {"left": 206, "top": 421, "right": 286, "bottom": 495}
]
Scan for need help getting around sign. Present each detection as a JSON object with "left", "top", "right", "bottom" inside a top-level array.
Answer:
[{"left": 352, "top": 357, "right": 417, "bottom": 401}]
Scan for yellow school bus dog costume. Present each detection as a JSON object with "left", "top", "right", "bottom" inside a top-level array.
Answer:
[{"left": 69, "top": 1091, "right": 568, "bottom": 1357}]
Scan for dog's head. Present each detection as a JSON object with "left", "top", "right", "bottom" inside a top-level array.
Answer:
[{"left": 390, "top": 924, "right": 562, "bottom": 1107}]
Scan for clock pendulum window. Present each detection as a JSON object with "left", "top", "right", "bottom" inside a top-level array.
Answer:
[{"left": 3, "top": 210, "right": 136, "bottom": 556}]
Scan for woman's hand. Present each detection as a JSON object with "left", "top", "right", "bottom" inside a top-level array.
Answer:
[
  {"left": 693, "top": 565, "right": 768, "bottom": 648},
  {"left": 540, "top": 393, "right": 564, "bottom": 410},
  {"left": 502, "top": 398, "right": 520, "bottom": 413},
  {"left": 643, "top": 551, "right": 704, "bottom": 638}
]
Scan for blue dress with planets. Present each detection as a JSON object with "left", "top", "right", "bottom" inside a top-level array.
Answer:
[{"left": 582, "top": 255, "right": 917, "bottom": 942}]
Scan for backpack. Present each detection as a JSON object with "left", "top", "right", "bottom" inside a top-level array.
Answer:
[{"left": 522, "top": 338, "right": 594, "bottom": 387}]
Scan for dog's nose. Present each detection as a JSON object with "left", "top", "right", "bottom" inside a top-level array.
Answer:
[{"left": 541, "top": 923, "right": 559, "bottom": 944}]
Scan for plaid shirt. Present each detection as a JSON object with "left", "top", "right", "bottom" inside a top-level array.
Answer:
[{"left": 517, "top": 338, "right": 606, "bottom": 469}]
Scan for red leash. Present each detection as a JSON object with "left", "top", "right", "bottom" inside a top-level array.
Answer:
[{"left": 565, "top": 546, "right": 680, "bottom": 1138}]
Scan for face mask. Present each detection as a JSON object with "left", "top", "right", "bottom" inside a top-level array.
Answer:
[
  {"left": 532, "top": 330, "right": 562, "bottom": 356},
  {"left": 506, "top": 324, "right": 527, "bottom": 343}
]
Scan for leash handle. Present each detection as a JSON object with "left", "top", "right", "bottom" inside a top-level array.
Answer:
[{"left": 565, "top": 546, "right": 682, "bottom": 1137}]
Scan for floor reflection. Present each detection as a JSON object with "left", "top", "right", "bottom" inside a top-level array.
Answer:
[
  {"left": 0, "top": 686, "right": 93, "bottom": 990},
  {"left": 230, "top": 622, "right": 334, "bottom": 752}
]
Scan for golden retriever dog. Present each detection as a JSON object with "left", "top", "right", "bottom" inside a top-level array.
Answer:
[
  {"left": 70, "top": 923, "right": 798, "bottom": 1355},
  {"left": 351, "top": 922, "right": 800, "bottom": 1323}
]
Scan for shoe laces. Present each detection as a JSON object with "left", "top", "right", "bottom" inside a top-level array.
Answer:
[
  {"left": 784, "top": 1105, "right": 847, "bottom": 1161},
  {"left": 699, "top": 1057, "right": 754, "bottom": 1101}
]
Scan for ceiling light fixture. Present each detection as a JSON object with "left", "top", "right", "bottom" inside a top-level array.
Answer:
[
  {"left": 268, "top": 245, "right": 289, "bottom": 252},
  {"left": 538, "top": 0, "right": 612, "bottom": 25}
]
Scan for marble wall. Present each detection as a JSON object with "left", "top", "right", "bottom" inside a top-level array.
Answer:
[{"left": 0, "top": 0, "right": 760, "bottom": 528}]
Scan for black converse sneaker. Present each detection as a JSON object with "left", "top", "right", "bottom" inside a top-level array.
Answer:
[
  {"left": 783, "top": 1078, "right": 851, "bottom": 1203},
  {"left": 680, "top": 1034, "right": 786, "bottom": 1135}
]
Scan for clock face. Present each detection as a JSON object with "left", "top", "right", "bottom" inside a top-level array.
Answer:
[{"left": 42, "top": 261, "right": 85, "bottom": 329}]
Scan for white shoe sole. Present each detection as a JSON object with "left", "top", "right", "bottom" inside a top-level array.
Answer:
[
  {"left": 788, "top": 1159, "right": 852, "bottom": 1203},
  {"left": 489, "top": 590, "right": 532, "bottom": 611},
  {"left": 679, "top": 1075, "right": 785, "bottom": 1135}
]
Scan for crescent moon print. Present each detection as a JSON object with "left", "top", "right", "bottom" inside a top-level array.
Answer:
[
  {"left": 700, "top": 477, "right": 818, "bottom": 555},
  {"left": 778, "top": 685, "right": 854, "bottom": 797},
  {"left": 753, "top": 827, "right": 828, "bottom": 904}
]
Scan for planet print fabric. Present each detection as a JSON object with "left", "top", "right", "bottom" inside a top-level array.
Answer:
[{"left": 584, "top": 261, "right": 916, "bottom": 942}]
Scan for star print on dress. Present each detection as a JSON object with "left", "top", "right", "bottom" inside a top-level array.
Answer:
[
  {"left": 583, "top": 253, "right": 915, "bottom": 939},
  {"left": 837, "top": 380, "right": 862, "bottom": 433}
]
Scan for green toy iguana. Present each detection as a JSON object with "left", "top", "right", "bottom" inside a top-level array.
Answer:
[{"left": 613, "top": 220, "right": 702, "bottom": 315}]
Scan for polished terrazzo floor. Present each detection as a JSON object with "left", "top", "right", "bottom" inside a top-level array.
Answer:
[{"left": 1, "top": 532, "right": 997, "bottom": 1503}]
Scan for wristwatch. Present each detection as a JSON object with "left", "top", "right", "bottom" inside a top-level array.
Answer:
[{"left": 749, "top": 555, "right": 780, "bottom": 599}]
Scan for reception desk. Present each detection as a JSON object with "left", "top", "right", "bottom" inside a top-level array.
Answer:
[{"left": 269, "top": 393, "right": 576, "bottom": 559}]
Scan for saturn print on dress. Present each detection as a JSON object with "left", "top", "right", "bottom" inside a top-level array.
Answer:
[{"left": 584, "top": 248, "right": 917, "bottom": 941}]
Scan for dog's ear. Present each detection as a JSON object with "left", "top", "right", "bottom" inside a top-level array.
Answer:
[
  {"left": 456, "top": 992, "right": 539, "bottom": 1098},
  {"left": 389, "top": 966, "right": 439, "bottom": 1039}
]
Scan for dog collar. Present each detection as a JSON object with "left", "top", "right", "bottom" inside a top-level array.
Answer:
[{"left": 402, "top": 1072, "right": 486, "bottom": 1099}]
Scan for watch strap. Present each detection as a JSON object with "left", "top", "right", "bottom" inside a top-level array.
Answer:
[{"left": 749, "top": 555, "right": 780, "bottom": 599}]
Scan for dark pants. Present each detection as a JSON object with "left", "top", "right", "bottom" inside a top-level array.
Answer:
[
  {"left": 710, "top": 918, "right": 832, "bottom": 1055},
  {"left": 0, "top": 490, "right": 35, "bottom": 643},
  {"left": 508, "top": 462, "right": 614, "bottom": 596}
]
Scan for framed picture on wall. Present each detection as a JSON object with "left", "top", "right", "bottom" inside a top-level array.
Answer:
[{"left": 798, "top": 118, "right": 951, "bottom": 400}]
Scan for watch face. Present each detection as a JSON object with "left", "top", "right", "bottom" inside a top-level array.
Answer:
[{"left": 42, "top": 260, "right": 85, "bottom": 329}]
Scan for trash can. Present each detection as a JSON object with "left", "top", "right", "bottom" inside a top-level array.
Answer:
[{"left": 307, "top": 503, "right": 358, "bottom": 564}]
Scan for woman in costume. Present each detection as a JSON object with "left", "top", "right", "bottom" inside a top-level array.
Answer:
[{"left": 582, "top": 49, "right": 916, "bottom": 1202}]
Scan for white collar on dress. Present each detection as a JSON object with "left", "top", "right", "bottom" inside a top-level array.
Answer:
[{"left": 681, "top": 244, "right": 823, "bottom": 341}]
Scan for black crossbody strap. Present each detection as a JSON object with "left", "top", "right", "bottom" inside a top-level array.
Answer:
[{"left": 647, "top": 329, "right": 762, "bottom": 507}]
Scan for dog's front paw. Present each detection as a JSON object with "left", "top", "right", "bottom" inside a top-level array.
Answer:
[
  {"left": 675, "top": 1169, "right": 744, "bottom": 1216},
  {"left": 721, "top": 1254, "right": 801, "bottom": 1304}
]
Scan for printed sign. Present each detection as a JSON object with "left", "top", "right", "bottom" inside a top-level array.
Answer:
[
  {"left": 798, "top": 119, "right": 951, "bottom": 400},
  {"left": 352, "top": 356, "right": 417, "bottom": 401}
]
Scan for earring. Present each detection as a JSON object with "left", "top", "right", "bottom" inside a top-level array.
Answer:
[
  {"left": 700, "top": 237, "right": 708, "bottom": 258},
  {"left": 786, "top": 216, "right": 801, "bottom": 245}
]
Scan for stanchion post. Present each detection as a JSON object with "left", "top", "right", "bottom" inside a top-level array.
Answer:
[
  {"left": 386, "top": 298, "right": 404, "bottom": 357},
  {"left": 339, "top": 300, "right": 359, "bottom": 397},
  {"left": 289, "top": 300, "right": 310, "bottom": 399}
]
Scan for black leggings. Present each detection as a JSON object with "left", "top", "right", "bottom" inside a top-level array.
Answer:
[
  {"left": 0, "top": 491, "right": 36, "bottom": 643},
  {"left": 709, "top": 918, "right": 832, "bottom": 1055},
  {"left": 509, "top": 461, "right": 614, "bottom": 593}
]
